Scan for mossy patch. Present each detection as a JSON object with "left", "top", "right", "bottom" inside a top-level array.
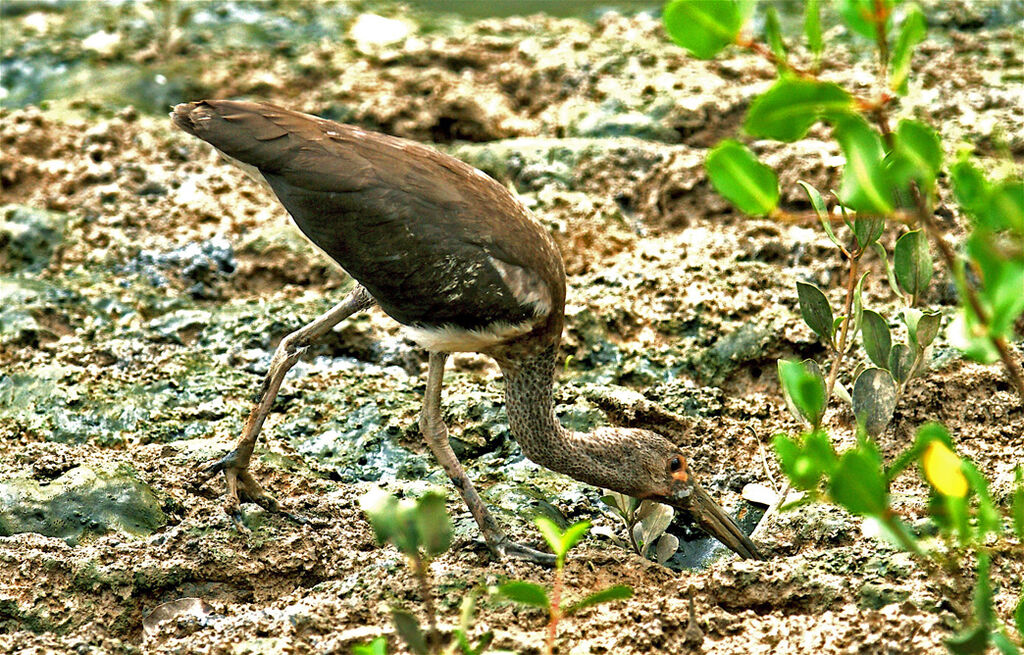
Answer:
[{"left": 0, "top": 463, "right": 166, "bottom": 543}]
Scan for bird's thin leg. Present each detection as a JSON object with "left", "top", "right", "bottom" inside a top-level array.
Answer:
[
  {"left": 198, "top": 284, "right": 375, "bottom": 530},
  {"left": 420, "top": 352, "right": 555, "bottom": 565}
]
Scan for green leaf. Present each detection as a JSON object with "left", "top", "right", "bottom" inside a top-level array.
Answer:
[
  {"left": 830, "top": 445, "right": 889, "bottom": 516},
  {"left": 861, "top": 310, "right": 892, "bottom": 369},
  {"left": 764, "top": 6, "right": 787, "bottom": 69},
  {"left": 951, "top": 158, "right": 991, "bottom": 220},
  {"left": 772, "top": 431, "right": 835, "bottom": 492},
  {"left": 872, "top": 242, "right": 902, "bottom": 299},
  {"left": 838, "top": 0, "right": 891, "bottom": 40},
  {"left": 987, "top": 179, "right": 1024, "bottom": 235},
  {"left": 797, "top": 281, "right": 835, "bottom": 344},
  {"left": 834, "top": 115, "right": 895, "bottom": 214},
  {"left": 851, "top": 368, "right": 898, "bottom": 437},
  {"left": 351, "top": 636, "right": 388, "bottom": 655},
  {"left": 778, "top": 359, "right": 826, "bottom": 428},
  {"left": 535, "top": 516, "right": 564, "bottom": 559},
  {"left": 1016, "top": 590, "right": 1024, "bottom": 638},
  {"left": 946, "top": 625, "right": 990, "bottom": 655},
  {"left": 854, "top": 216, "right": 884, "bottom": 251},
  {"left": 949, "top": 307, "right": 1000, "bottom": 364},
  {"left": 961, "top": 461, "right": 1003, "bottom": 539},
  {"left": 558, "top": 520, "right": 591, "bottom": 557},
  {"left": 1014, "top": 468, "right": 1024, "bottom": 539},
  {"left": 804, "top": 0, "right": 823, "bottom": 60},
  {"left": 536, "top": 517, "right": 590, "bottom": 564},
  {"left": 911, "top": 310, "right": 941, "bottom": 352},
  {"left": 894, "top": 230, "right": 933, "bottom": 298},
  {"left": 745, "top": 78, "right": 854, "bottom": 142},
  {"left": 457, "top": 589, "right": 479, "bottom": 650},
  {"left": 889, "top": 4, "right": 927, "bottom": 94},
  {"left": 968, "top": 230, "right": 1024, "bottom": 338},
  {"left": 888, "top": 343, "right": 914, "bottom": 384},
  {"left": 415, "top": 492, "right": 453, "bottom": 557},
  {"left": 705, "top": 140, "right": 780, "bottom": 216},
  {"left": 655, "top": 533, "right": 680, "bottom": 564},
  {"left": 798, "top": 180, "right": 840, "bottom": 248},
  {"left": 889, "top": 119, "right": 942, "bottom": 192},
  {"left": 974, "top": 553, "right": 995, "bottom": 627},
  {"left": 360, "top": 488, "right": 404, "bottom": 549},
  {"left": 391, "top": 608, "right": 429, "bottom": 655},
  {"left": 992, "top": 632, "right": 1021, "bottom": 655},
  {"left": 563, "top": 585, "right": 633, "bottom": 616},
  {"left": 663, "top": 0, "right": 747, "bottom": 60},
  {"left": 773, "top": 434, "right": 807, "bottom": 489},
  {"left": 497, "top": 581, "right": 550, "bottom": 609},
  {"left": 805, "top": 430, "right": 838, "bottom": 473},
  {"left": 850, "top": 271, "right": 869, "bottom": 341}
]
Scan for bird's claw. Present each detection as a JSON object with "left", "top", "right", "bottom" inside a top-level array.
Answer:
[
  {"left": 195, "top": 450, "right": 238, "bottom": 483},
  {"left": 194, "top": 449, "right": 308, "bottom": 531},
  {"left": 492, "top": 537, "right": 556, "bottom": 566}
]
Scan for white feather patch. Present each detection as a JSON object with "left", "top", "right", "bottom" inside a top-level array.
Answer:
[
  {"left": 487, "top": 256, "right": 551, "bottom": 317},
  {"left": 404, "top": 320, "right": 538, "bottom": 353}
]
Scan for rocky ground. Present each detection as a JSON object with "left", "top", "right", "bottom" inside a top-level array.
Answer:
[{"left": 1, "top": 1, "right": 1022, "bottom": 654}]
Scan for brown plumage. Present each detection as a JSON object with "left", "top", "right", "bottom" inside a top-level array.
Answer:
[{"left": 172, "top": 99, "right": 762, "bottom": 562}]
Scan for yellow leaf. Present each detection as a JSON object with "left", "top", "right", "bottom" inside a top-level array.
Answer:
[{"left": 922, "top": 441, "right": 968, "bottom": 498}]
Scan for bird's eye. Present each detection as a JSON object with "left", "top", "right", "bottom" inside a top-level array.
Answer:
[{"left": 670, "top": 456, "right": 683, "bottom": 472}]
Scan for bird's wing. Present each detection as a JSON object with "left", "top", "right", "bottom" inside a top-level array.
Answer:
[{"left": 172, "top": 100, "right": 565, "bottom": 337}]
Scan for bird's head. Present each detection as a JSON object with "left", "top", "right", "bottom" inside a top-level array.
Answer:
[{"left": 580, "top": 427, "right": 763, "bottom": 560}]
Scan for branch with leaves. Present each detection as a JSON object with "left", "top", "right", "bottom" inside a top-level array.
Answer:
[{"left": 662, "top": 1, "right": 1024, "bottom": 652}]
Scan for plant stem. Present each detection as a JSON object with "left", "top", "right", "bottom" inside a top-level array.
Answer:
[
  {"left": 826, "top": 254, "right": 860, "bottom": 401},
  {"left": 864, "top": 10, "right": 1024, "bottom": 403},
  {"left": 547, "top": 565, "right": 564, "bottom": 655},
  {"left": 412, "top": 555, "right": 441, "bottom": 655},
  {"left": 912, "top": 190, "right": 1024, "bottom": 401},
  {"left": 773, "top": 208, "right": 915, "bottom": 227},
  {"left": 627, "top": 520, "right": 642, "bottom": 556},
  {"left": 871, "top": 0, "right": 891, "bottom": 73},
  {"left": 734, "top": 36, "right": 893, "bottom": 113}
]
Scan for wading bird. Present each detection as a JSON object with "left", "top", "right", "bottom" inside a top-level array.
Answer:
[{"left": 172, "top": 100, "right": 762, "bottom": 563}]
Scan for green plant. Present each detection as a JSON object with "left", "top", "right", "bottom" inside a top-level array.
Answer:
[
  {"left": 352, "top": 637, "right": 388, "bottom": 655},
  {"left": 360, "top": 488, "right": 494, "bottom": 655},
  {"left": 663, "top": 0, "right": 1024, "bottom": 407},
  {"left": 600, "top": 491, "right": 679, "bottom": 564},
  {"left": 663, "top": 1, "right": 1024, "bottom": 652},
  {"left": 495, "top": 518, "right": 632, "bottom": 655},
  {"left": 775, "top": 390, "right": 1024, "bottom": 653}
]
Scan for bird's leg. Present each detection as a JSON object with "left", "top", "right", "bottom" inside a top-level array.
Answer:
[
  {"left": 198, "top": 285, "right": 375, "bottom": 530},
  {"left": 420, "top": 352, "right": 555, "bottom": 565}
]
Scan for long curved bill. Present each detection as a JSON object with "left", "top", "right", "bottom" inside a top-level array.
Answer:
[{"left": 664, "top": 483, "right": 764, "bottom": 561}]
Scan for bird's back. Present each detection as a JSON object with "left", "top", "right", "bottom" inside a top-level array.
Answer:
[{"left": 172, "top": 100, "right": 565, "bottom": 352}]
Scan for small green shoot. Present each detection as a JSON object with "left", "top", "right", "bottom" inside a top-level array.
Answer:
[
  {"left": 360, "top": 488, "right": 453, "bottom": 655},
  {"left": 496, "top": 518, "right": 632, "bottom": 655}
]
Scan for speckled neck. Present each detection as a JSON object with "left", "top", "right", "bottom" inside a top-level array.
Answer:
[
  {"left": 499, "top": 346, "right": 566, "bottom": 459},
  {"left": 499, "top": 347, "right": 643, "bottom": 494}
]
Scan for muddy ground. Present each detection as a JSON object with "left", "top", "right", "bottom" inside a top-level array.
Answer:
[{"left": 1, "top": 2, "right": 1022, "bottom": 654}]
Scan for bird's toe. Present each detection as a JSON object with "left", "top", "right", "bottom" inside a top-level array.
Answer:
[{"left": 497, "top": 539, "right": 557, "bottom": 566}]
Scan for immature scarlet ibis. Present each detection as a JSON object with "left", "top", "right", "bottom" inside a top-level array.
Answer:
[{"left": 172, "top": 100, "right": 762, "bottom": 563}]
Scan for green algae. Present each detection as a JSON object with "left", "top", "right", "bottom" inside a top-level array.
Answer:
[
  {"left": 0, "top": 463, "right": 167, "bottom": 543},
  {"left": 0, "top": 205, "right": 68, "bottom": 272}
]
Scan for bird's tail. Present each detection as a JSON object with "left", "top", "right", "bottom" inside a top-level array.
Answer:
[{"left": 170, "top": 100, "right": 313, "bottom": 174}]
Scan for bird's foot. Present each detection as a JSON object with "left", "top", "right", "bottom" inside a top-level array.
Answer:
[
  {"left": 491, "top": 536, "right": 556, "bottom": 566},
  {"left": 195, "top": 450, "right": 308, "bottom": 532}
]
